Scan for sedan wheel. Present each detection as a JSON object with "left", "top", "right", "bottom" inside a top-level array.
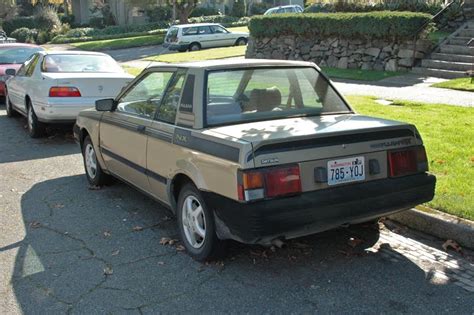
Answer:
[
  {"left": 236, "top": 38, "right": 247, "bottom": 46},
  {"left": 27, "top": 103, "right": 45, "bottom": 138},
  {"left": 5, "top": 94, "right": 18, "bottom": 118},
  {"left": 85, "top": 143, "right": 98, "bottom": 180},
  {"left": 177, "top": 183, "right": 226, "bottom": 261},
  {"left": 189, "top": 43, "right": 201, "bottom": 52},
  {"left": 82, "top": 135, "right": 113, "bottom": 186}
]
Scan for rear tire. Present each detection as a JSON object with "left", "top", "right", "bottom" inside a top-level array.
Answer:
[
  {"left": 82, "top": 136, "right": 113, "bottom": 186},
  {"left": 27, "top": 101, "right": 46, "bottom": 138},
  {"left": 5, "top": 92, "right": 18, "bottom": 118},
  {"left": 188, "top": 43, "right": 201, "bottom": 52},
  {"left": 177, "top": 183, "right": 226, "bottom": 261}
]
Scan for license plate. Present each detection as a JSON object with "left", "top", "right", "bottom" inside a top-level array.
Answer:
[{"left": 327, "top": 156, "right": 365, "bottom": 186}]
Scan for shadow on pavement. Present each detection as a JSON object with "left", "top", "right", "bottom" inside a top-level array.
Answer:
[
  {"left": 5, "top": 174, "right": 470, "bottom": 313},
  {"left": 0, "top": 108, "right": 79, "bottom": 164}
]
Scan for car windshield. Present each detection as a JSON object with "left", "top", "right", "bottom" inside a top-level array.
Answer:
[
  {"left": 0, "top": 47, "right": 43, "bottom": 64},
  {"left": 206, "top": 67, "right": 351, "bottom": 126},
  {"left": 42, "top": 54, "right": 124, "bottom": 73}
]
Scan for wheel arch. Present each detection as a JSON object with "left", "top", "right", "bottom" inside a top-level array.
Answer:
[
  {"left": 169, "top": 173, "right": 196, "bottom": 213},
  {"left": 189, "top": 42, "right": 201, "bottom": 50}
]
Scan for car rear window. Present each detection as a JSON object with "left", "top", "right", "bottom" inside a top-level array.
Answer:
[
  {"left": 205, "top": 67, "right": 351, "bottom": 126},
  {"left": 42, "top": 54, "right": 124, "bottom": 73},
  {"left": 166, "top": 27, "right": 178, "bottom": 42},
  {"left": 0, "top": 47, "right": 43, "bottom": 64}
]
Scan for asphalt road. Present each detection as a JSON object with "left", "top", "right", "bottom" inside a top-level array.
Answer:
[{"left": 1, "top": 106, "right": 473, "bottom": 314}]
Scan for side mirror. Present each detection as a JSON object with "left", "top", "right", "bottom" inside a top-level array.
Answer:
[
  {"left": 5, "top": 68, "right": 16, "bottom": 76},
  {"left": 95, "top": 98, "right": 115, "bottom": 111}
]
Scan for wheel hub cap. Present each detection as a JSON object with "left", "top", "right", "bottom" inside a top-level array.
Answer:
[
  {"left": 85, "top": 144, "right": 98, "bottom": 179},
  {"left": 181, "top": 195, "right": 206, "bottom": 249}
]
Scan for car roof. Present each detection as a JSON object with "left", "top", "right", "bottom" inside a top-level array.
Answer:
[
  {"left": 39, "top": 50, "right": 110, "bottom": 56},
  {"left": 170, "top": 23, "right": 221, "bottom": 28},
  {"left": 147, "top": 58, "right": 318, "bottom": 71}
]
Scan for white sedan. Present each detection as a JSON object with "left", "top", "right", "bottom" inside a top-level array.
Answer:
[{"left": 5, "top": 51, "right": 133, "bottom": 137}]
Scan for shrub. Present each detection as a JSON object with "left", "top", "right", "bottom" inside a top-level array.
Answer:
[
  {"left": 2, "top": 16, "right": 35, "bottom": 36},
  {"left": 249, "top": 3, "right": 272, "bottom": 15},
  {"left": 36, "top": 30, "right": 50, "bottom": 44},
  {"left": 146, "top": 6, "right": 172, "bottom": 22},
  {"left": 58, "top": 13, "right": 75, "bottom": 25},
  {"left": 10, "top": 27, "right": 37, "bottom": 43},
  {"left": 305, "top": 0, "right": 441, "bottom": 15},
  {"left": 190, "top": 6, "right": 219, "bottom": 17},
  {"left": 249, "top": 11, "right": 432, "bottom": 40},
  {"left": 34, "top": 5, "right": 61, "bottom": 31},
  {"left": 230, "top": 0, "right": 246, "bottom": 18}
]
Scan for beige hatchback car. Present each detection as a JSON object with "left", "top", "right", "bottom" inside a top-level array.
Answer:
[{"left": 74, "top": 59, "right": 436, "bottom": 260}]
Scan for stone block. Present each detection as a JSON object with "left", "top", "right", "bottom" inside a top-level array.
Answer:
[
  {"left": 398, "top": 58, "right": 414, "bottom": 67},
  {"left": 385, "top": 59, "right": 398, "bottom": 72},
  {"left": 327, "top": 55, "right": 338, "bottom": 67},
  {"left": 398, "top": 49, "right": 423, "bottom": 59},
  {"left": 365, "top": 47, "right": 381, "bottom": 58},
  {"left": 337, "top": 57, "right": 348, "bottom": 69},
  {"left": 361, "top": 62, "right": 373, "bottom": 70}
]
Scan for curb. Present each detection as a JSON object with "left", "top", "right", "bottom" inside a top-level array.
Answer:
[{"left": 389, "top": 208, "right": 474, "bottom": 249}]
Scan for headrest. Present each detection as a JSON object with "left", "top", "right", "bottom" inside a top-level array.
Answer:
[{"left": 247, "top": 87, "right": 282, "bottom": 112}]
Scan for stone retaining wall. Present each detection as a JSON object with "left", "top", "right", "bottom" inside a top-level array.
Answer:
[{"left": 245, "top": 36, "right": 432, "bottom": 72}]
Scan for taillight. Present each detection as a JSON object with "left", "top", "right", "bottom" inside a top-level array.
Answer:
[
  {"left": 49, "top": 87, "right": 81, "bottom": 97},
  {"left": 388, "top": 146, "right": 428, "bottom": 177},
  {"left": 238, "top": 165, "right": 302, "bottom": 201}
]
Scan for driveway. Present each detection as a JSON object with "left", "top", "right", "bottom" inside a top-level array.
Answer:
[
  {"left": 333, "top": 74, "right": 474, "bottom": 107},
  {"left": 1, "top": 107, "right": 473, "bottom": 314}
]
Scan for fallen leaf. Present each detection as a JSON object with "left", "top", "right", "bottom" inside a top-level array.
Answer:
[
  {"left": 436, "top": 159, "right": 445, "bottom": 165},
  {"left": 159, "top": 237, "right": 178, "bottom": 245},
  {"left": 103, "top": 231, "right": 111, "bottom": 238},
  {"left": 88, "top": 185, "right": 101, "bottom": 190},
  {"left": 442, "top": 239, "right": 462, "bottom": 253},
  {"left": 111, "top": 250, "right": 120, "bottom": 256},
  {"left": 53, "top": 203, "right": 64, "bottom": 209},
  {"left": 29, "top": 221, "right": 41, "bottom": 229},
  {"left": 132, "top": 226, "right": 143, "bottom": 232},
  {"left": 103, "top": 266, "right": 113, "bottom": 275},
  {"left": 158, "top": 261, "right": 165, "bottom": 265},
  {"left": 176, "top": 245, "right": 185, "bottom": 251},
  {"left": 347, "top": 237, "right": 364, "bottom": 248}
]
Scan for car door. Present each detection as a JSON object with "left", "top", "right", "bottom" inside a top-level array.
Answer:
[
  {"left": 210, "top": 25, "right": 234, "bottom": 47},
  {"left": 7, "top": 53, "right": 39, "bottom": 113},
  {"left": 99, "top": 70, "right": 175, "bottom": 193},
  {"left": 197, "top": 26, "right": 215, "bottom": 48},
  {"left": 146, "top": 69, "right": 187, "bottom": 203}
]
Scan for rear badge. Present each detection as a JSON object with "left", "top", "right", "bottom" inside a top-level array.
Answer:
[
  {"left": 261, "top": 158, "right": 279, "bottom": 165},
  {"left": 98, "top": 85, "right": 104, "bottom": 93}
]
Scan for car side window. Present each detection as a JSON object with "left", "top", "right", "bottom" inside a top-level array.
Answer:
[
  {"left": 155, "top": 70, "right": 186, "bottom": 124},
  {"left": 210, "top": 25, "right": 228, "bottom": 34},
  {"left": 25, "top": 54, "right": 40, "bottom": 77},
  {"left": 16, "top": 54, "right": 36, "bottom": 76},
  {"left": 116, "top": 71, "right": 174, "bottom": 118},
  {"left": 198, "top": 26, "right": 212, "bottom": 35},
  {"left": 183, "top": 27, "right": 198, "bottom": 36}
]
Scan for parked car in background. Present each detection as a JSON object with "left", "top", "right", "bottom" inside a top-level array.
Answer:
[
  {"left": 5, "top": 51, "right": 133, "bottom": 138},
  {"left": 0, "top": 43, "right": 44, "bottom": 102},
  {"left": 74, "top": 59, "right": 436, "bottom": 261},
  {"left": 0, "top": 31, "right": 16, "bottom": 44},
  {"left": 163, "top": 23, "right": 249, "bottom": 52},
  {"left": 264, "top": 4, "right": 304, "bottom": 15}
]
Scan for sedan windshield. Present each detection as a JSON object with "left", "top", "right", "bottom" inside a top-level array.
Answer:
[
  {"left": 206, "top": 67, "right": 351, "bottom": 126},
  {"left": 0, "top": 47, "right": 43, "bottom": 64},
  {"left": 42, "top": 54, "right": 124, "bottom": 73}
]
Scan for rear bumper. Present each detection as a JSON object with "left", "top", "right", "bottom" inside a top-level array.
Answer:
[
  {"left": 32, "top": 98, "right": 95, "bottom": 123},
  {"left": 204, "top": 173, "right": 436, "bottom": 244}
]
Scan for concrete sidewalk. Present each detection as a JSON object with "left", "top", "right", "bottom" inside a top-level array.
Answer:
[{"left": 333, "top": 74, "right": 473, "bottom": 107}]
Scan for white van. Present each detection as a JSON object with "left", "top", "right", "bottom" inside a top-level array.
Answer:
[{"left": 163, "top": 23, "right": 249, "bottom": 52}]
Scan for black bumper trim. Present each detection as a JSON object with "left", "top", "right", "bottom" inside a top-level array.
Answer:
[{"left": 204, "top": 173, "right": 436, "bottom": 244}]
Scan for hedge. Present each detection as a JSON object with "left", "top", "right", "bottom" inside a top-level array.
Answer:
[
  {"left": 248, "top": 11, "right": 432, "bottom": 40},
  {"left": 2, "top": 17, "right": 36, "bottom": 36},
  {"left": 51, "top": 29, "right": 166, "bottom": 44}
]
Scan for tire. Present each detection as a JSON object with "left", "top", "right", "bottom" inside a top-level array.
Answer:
[
  {"left": 177, "top": 48, "right": 187, "bottom": 53},
  {"left": 235, "top": 37, "right": 247, "bottom": 46},
  {"left": 27, "top": 101, "right": 46, "bottom": 138},
  {"left": 5, "top": 92, "right": 18, "bottom": 118},
  {"left": 82, "top": 135, "right": 113, "bottom": 186},
  {"left": 177, "top": 183, "right": 226, "bottom": 261},
  {"left": 188, "top": 43, "right": 201, "bottom": 52}
]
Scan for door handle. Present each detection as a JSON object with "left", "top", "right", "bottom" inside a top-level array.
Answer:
[{"left": 136, "top": 125, "right": 146, "bottom": 134}]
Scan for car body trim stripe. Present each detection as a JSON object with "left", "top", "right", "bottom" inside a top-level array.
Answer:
[{"left": 101, "top": 147, "right": 167, "bottom": 184}]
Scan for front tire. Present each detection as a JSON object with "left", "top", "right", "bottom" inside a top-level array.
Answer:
[
  {"left": 82, "top": 136, "right": 113, "bottom": 186},
  {"left": 235, "top": 37, "right": 247, "bottom": 46},
  {"left": 177, "top": 183, "right": 225, "bottom": 261},
  {"left": 27, "top": 101, "right": 46, "bottom": 138},
  {"left": 5, "top": 92, "right": 18, "bottom": 118},
  {"left": 188, "top": 43, "right": 201, "bottom": 52}
]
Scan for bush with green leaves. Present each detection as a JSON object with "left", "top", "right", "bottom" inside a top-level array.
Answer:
[
  {"left": 146, "top": 6, "right": 172, "bottom": 22},
  {"left": 230, "top": 0, "right": 246, "bottom": 18},
  {"left": 249, "top": 11, "right": 432, "bottom": 40},
  {"left": 34, "top": 5, "right": 61, "bottom": 31},
  {"left": 10, "top": 27, "right": 38, "bottom": 43},
  {"left": 305, "top": 0, "right": 441, "bottom": 15},
  {"left": 2, "top": 16, "right": 36, "bottom": 36},
  {"left": 190, "top": 6, "right": 219, "bottom": 17}
]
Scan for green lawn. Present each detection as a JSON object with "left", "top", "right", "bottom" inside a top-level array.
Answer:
[
  {"left": 146, "top": 45, "right": 246, "bottom": 63},
  {"left": 427, "top": 30, "right": 451, "bottom": 45},
  {"left": 431, "top": 78, "right": 474, "bottom": 92},
  {"left": 347, "top": 95, "right": 474, "bottom": 220},
  {"left": 322, "top": 67, "right": 403, "bottom": 81},
  {"left": 71, "top": 35, "right": 164, "bottom": 51}
]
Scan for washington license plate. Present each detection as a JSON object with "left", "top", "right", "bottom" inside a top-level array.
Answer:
[{"left": 327, "top": 156, "right": 365, "bottom": 186}]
